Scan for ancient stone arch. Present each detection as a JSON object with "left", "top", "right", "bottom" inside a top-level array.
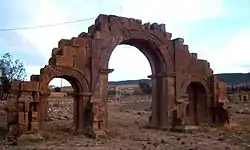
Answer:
[
  {"left": 32, "top": 65, "right": 91, "bottom": 131},
  {"left": 7, "top": 14, "right": 222, "bottom": 137}
]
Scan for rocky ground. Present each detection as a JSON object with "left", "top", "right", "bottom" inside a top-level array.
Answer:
[{"left": 1, "top": 99, "right": 250, "bottom": 150}]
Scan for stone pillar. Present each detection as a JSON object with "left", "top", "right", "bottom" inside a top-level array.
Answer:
[
  {"left": 175, "top": 94, "right": 189, "bottom": 126},
  {"left": 147, "top": 72, "right": 176, "bottom": 129},
  {"left": 6, "top": 93, "right": 20, "bottom": 145},
  {"left": 92, "top": 102, "right": 106, "bottom": 136},
  {"left": 92, "top": 68, "right": 114, "bottom": 135},
  {"left": 73, "top": 94, "right": 78, "bottom": 131},
  {"left": 18, "top": 92, "right": 33, "bottom": 132},
  {"left": 39, "top": 92, "right": 50, "bottom": 129},
  {"left": 165, "top": 73, "right": 176, "bottom": 128},
  {"left": 147, "top": 76, "right": 158, "bottom": 128},
  {"left": 73, "top": 92, "right": 92, "bottom": 132}
]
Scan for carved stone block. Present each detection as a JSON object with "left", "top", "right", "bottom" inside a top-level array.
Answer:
[
  {"left": 159, "top": 24, "right": 166, "bottom": 32},
  {"left": 143, "top": 23, "right": 150, "bottom": 29},
  {"left": 18, "top": 94, "right": 33, "bottom": 102},
  {"left": 61, "top": 46, "right": 77, "bottom": 56},
  {"left": 51, "top": 48, "right": 60, "bottom": 56},
  {"left": 150, "top": 23, "right": 159, "bottom": 30},
  {"left": 24, "top": 112, "right": 29, "bottom": 124},
  {"left": 18, "top": 112, "right": 25, "bottom": 124},
  {"left": 10, "top": 81, "right": 21, "bottom": 92},
  {"left": 55, "top": 55, "right": 74, "bottom": 67},
  {"left": 30, "top": 75, "right": 40, "bottom": 82},
  {"left": 21, "top": 81, "right": 39, "bottom": 92},
  {"left": 32, "top": 112, "right": 38, "bottom": 122},
  {"left": 93, "top": 103, "right": 104, "bottom": 122}
]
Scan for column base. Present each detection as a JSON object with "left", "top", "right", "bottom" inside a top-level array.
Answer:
[
  {"left": 171, "top": 125, "right": 199, "bottom": 133},
  {"left": 74, "top": 129, "right": 109, "bottom": 139},
  {"left": 74, "top": 128, "right": 96, "bottom": 138},
  {"left": 94, "top": 130, "right": 108, "bottom": 139},
  {"left": 145, "top": 120, "right": 173, "bottom": 131},
  {"left": 145, "top": 120, "right": 159, "bottom": 129}
]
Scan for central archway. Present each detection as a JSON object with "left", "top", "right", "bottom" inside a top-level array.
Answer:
[
  {"left": 92, "top": 24, "right": 176, "bottom": 131},
  {"left": 107, "top": 44, "right": 153, "bottom": 132}
]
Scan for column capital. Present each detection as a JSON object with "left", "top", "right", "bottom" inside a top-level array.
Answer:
[
  {"left": 147, "top": 72, "right": 176, "bottom": 79},
  {"left": 100, "top": 68, "right": 114, "bottom": 74}
]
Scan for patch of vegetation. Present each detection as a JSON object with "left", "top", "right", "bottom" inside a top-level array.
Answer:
[{"left": 0, "top": 53, "right": 27, "bottom": 100}]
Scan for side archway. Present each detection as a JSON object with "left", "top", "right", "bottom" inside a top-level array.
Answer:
[
  {"left": 90, "top": 22, "right": 175, "bottom": 130},
  {"left": 38, "top": 65, "right": 90, "bottom": 94},
  {"left": 35, "top": 65, "right": 91, "bottom": 132},
  {"left": 182, "top": 78, "right": 210, "bottom": 125}
]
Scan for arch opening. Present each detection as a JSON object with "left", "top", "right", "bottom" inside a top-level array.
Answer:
[
  {"left": 105, "top": 38, "right": 168, "bottom": 74},
  {"left": 185, "top": 82, "right": 208, "bottom": 125},
  {"left": 38, "top": 66, "right": 92, "bottom": 135},
  {"left": 43, "top": 77, "right": 77, "bottom": 133},
  {"left": 103, "top": 35, "right": 169, "bottom": 132},
  {"left": 108, "top": 44, "right": 153, "bottom": 131}
]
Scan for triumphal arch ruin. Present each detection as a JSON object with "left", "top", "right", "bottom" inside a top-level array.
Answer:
[{"left": 7, "top": 14, "right": 223, "bottom": 137}]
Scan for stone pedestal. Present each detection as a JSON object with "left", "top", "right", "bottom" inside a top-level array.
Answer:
[{"left": 171, "top": 125, "right": 199, "bottom": 133}]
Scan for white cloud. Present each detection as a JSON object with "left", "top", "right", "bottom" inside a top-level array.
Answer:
[
  {"left": 119, "top": 0, "right": 226, "bottom": 36},
  {"left": 18, "top": 0, "right": 94, "bottom": 60},
  {"left": 207, "top": 30, "right": 250, "bottom": 73}
]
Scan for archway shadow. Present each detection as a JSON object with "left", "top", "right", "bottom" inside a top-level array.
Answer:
[{"left": 185, "top": 82, "right": 208, "bottom": 126}]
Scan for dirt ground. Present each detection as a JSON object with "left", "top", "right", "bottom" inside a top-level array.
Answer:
[{"left": 1, "top": 99, "right": 250, "bottom": 150}]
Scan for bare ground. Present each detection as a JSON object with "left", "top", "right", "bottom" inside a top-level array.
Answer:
[{"left": 1, "top": 99, "right": 250, "bottom": 150}]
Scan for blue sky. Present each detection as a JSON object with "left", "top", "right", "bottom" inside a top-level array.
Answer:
[{"left": 0, "top": 0, "right": 250, "bottom": 86}]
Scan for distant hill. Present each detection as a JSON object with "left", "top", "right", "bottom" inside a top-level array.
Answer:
[
  {"left": 109, "top": 79, "right": 150, "bottom": 85},
  {"left": 108, "top": 73, "right": 250, "bottom": 86},
  {"left": 216, "top": 73, "right": 250, "bottom": 85}
]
